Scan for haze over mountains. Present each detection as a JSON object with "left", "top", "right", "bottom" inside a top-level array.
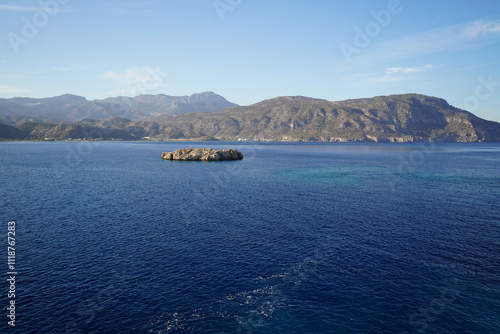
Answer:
[
  {"left": 1, "top": 92, "right": 499, "bottom": 142},
  {"left": 0, "top": 91, "right": 237, "bottom": 122}
]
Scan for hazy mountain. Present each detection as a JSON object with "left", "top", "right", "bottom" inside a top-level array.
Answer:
[
  {"left": 0, "top": 94, "right": 87, "bottom": 122},
  {"left": 2, "top": 94, "right": 499, "bottom": 142},
  {"left": 0, "top": 92, "right": 238, "bottom": 122}
]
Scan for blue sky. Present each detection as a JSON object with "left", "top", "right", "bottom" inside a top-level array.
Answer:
[{"left": 1, "top": 0, "right": 500, "bottom": 121}]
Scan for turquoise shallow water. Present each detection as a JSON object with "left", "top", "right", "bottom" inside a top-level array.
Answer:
[{"left": 0, "top": 142, "right": 499, "bottom": 333}]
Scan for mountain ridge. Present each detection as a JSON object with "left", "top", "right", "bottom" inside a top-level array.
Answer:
[
  {"left": 0, "top": 91, "right": 238, "bottom": 122},
  {"left": 1, "top": 93, "right": 499, "bottom": 142}
]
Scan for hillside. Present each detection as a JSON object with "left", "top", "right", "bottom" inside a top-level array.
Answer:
[
  {"left": 1, "top": 94, "right": 499, "bottom": 142},
  {"left": 0, "top": 122, "right": 23, "bottom": 140},
  {"left": 150, "top": 94, "right": 500, "bottom": 142}
]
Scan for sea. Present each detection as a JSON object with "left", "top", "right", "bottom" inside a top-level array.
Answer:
[{"left": 0, "top": 141, "right": 499, "bottom": 334}]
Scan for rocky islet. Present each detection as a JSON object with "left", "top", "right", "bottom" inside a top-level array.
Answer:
[{"left": 161, "top": 148, "right": 243, "bottom": 161}]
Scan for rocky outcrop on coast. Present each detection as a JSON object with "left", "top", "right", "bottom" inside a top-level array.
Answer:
[{"left": 161, "top": 148, "right": 243, "bottom": 161}]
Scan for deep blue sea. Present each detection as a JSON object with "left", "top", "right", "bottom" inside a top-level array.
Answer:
[{"left": 0, "top": 141, "right": 499, "bottom": 334}]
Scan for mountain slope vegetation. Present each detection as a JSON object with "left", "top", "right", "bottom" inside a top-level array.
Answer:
[{"left": 1, "top": 94, "right": 499, "bottom": 142}]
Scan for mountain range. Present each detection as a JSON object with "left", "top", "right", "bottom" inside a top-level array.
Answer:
[
  {"left": 1, "top": 93, "right": 499, "bottom": 142},
  {"left": 0, "top": 91, "right": 237, "bottom": 122}
]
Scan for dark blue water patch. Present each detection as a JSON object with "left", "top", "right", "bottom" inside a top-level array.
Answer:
[{"left": 0, "top": 142, "right": 499, "bottom": 333}]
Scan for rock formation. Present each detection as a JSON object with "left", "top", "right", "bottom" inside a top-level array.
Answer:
[{"left": 161, "top": 148, "right": 243, "bottom": 161}]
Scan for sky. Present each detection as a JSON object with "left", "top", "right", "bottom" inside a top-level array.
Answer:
[{"left": 1, "top": 0, "right": 500, "bottom": 121}]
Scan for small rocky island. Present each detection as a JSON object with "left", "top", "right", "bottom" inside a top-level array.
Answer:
[{"left": 161, "top": 148, "right": 243, "bottom": 161}]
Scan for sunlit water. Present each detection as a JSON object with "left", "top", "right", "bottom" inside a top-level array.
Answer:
[{"left": 1, "top": 142, "right": 499, "bottom": 333}]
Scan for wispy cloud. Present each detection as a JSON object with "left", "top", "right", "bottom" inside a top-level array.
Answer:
[
  {"left": 0, "top": 5, "right": 40, "bottom": 12},
  {"left": 101, "top": 66, "right": 166, "bottom": 96},
  {"left": 462, "top": 20, "right": 500, "bottom": 38},
  {"left": 0, "top": 4, "right": 67, "bottom": 13},
  {"left": 350, "top": 64, "right": 436, "bottom": 84},
  {"left": 395, "top": 19, "right": 500, "bottom": 54},
  {"left": 0, "top": 85, "right": 25, "bottom": 94},
  {"left": 386, "top": 64, "right": 434, "bottom": 75},
  {"left": 344, "top": 18, "right": 500, "bottom": 68}
]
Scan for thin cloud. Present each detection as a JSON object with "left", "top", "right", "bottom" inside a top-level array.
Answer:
[
  {"left": 351, "top": 64, "right": 436, "bottom": 84},
  {"left": 344, "top": 18, "right": 500, "bottom": 68},
  {"left": 102, "top": 66, "right": 164, "bottom": 85},
  {"left": 0, "top": 5, "right": 40, "bottom": 12},
  {"left": 0, "top": 85, "right": 25, "bottom": 94},
  {"left": 386, "top": 64, "right": 434, "bottom": 75},
  {"left": 0, "top": 4, "right": 67, "bottom": 13},
  {"left": 101, "top": 66, "right": 166, "bottom": 97},
  {"left": 462, "top": 20, "right": 500, "bottom": 38}
]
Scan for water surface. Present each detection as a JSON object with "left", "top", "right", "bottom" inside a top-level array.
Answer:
[{"left": 0, "top": 142, "right": 499, "bottom": 333}]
